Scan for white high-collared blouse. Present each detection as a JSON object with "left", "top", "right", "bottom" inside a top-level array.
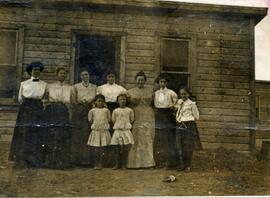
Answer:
[
  {"left": 154, "top": 87, "right": 178, "bottom": 108},
  {"left": 97, "top": 83, "right": 126, "bottom": 103},
  {"left": 18, "top": 76, "right": 47, "bottom": 104},
  {"left": 47, "top": 81, "right": 75, "bottom": 104},
  {"left": 74, "top": 82, "right": 97, "bottom": 104}
]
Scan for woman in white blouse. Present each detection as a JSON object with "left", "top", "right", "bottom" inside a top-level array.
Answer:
[
  {"left": 44, "top": 67, "right": 75, "bottom": 169},
  {"left": 9, "top": 61, "right": 47, "bottom": 168},
  {"left": 71, "top": 68, "right": 97, "bottom": 166}
]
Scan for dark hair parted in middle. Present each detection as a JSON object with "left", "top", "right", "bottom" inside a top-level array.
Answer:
[
  {"left": 117, "top": 93, "right": 130, "bottom": 106},
  {"left": 94, "top": 94, "right": 106, "bottom": 102},
  {"left": 135, "top": 71, "right": 147, "bottom": 81},
  {"left": 55, "top": 66, "right": 66, "bottom": 75}
]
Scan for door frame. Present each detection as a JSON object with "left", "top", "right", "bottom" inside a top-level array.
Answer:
[{"left": 70, "top": 29, "right": 126, "bottom": 85}]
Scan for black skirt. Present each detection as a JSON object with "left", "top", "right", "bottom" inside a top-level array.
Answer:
[
  {"left": 153, "top": 108, "right": 176, "bottom": 167},
  {"left": 71, "top": 103, "right": 93, "bottom": 166},
  {"left": 44, "top": 103, "right": 72, "bottom": 169},
  {"left": 175, "top": 121, "right": 202, "bottom": 152},
  {"left": 9, "top": 99, "right": 47, "bottom": 167}
]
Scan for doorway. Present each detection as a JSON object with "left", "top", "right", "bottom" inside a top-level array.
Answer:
[{"left": 74, "top": 34, "right": 120, "bottom": 85}]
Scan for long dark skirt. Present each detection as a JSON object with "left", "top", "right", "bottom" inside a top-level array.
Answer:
[
  {"left": 44, "top": 103, "right": 72, "bottom": 169},
  {"left": 71, "top": 103, "right": 93, "bottom": 166},
  {"left": 175, "top": 121, "right": 202, "bottom": 167},
  {"left": 9, "top": 99, "right": 46, "bottom": 168},
  {"left": 154, "top": 108, "right": 176, "bottom": 167}
]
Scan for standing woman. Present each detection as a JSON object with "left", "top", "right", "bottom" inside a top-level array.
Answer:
[
  {"left": 127, "top": 71, "right": 155, "bottom": 168},
  {"left": 44, "top": 67, "right": 75, "bottom": 169},
  {"left": 71, "top": 68, "right": 97, "bottom": 166},
  {"left": 154, "top": 74, "right": 178, "bottom": 168},
  {"left": 9, "top": 61, "right": 47, "bottom": 168}
]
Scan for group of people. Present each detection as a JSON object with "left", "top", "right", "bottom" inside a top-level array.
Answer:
[{"left": 9, "top": 61, "right": 202, "bottom": 171}]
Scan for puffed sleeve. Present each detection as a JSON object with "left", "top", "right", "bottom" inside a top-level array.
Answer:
[
  {"left": 88, "top": 109, "right": 93, "bottom": 123},
  {"left": 18, "top": 82, "right": 23, "bottom": 104},
  {"left": 171, "top": 90, "right": 178, "bottom": 106},
  {"left": 191, "top": 102, "right": 199, "bottom": 120},
  {"left": 130, "top": 109, "right": 135, "bottom": 123},
  {"left": 112, "top": 109, "right": 116, "bottom": 123}
]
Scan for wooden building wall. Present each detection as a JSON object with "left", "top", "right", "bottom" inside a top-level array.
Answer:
[
  {"left": 255, "top": 81, "right": 270, "bottom": 149},
  {"left": 0, "top": 2, "right": 266, "bottom": 152}
]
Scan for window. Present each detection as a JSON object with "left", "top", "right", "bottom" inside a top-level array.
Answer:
[
  {"left": 160, "top": 37, "right": 193, "bottom": 92},
  {"left": 0, "top": 26, "right": 24, "bottom": 103}
]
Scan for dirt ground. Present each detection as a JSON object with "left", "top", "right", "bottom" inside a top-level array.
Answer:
[{"left": 1, "top": 142, "right": 270, "bottom": 197}]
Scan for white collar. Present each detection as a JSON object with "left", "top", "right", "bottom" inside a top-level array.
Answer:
[
  {"left": 30, "top": 76, "right": 39, "bottom": 80},
  {"left": 159, "top": 87, "right": 168, "bottom": 91}
]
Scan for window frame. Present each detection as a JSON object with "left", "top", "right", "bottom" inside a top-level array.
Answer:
[
  {"left": 157, "top": 32, "right": 197, "bottom": 90},
  {"left": 0, "top": 24, "right": 24, "bottom": 106}
]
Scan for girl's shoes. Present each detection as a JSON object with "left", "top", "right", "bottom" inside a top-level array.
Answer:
[
  {"left": 94, "top": 165, "right": 102, "bottom": 170},
  {"left": 112, "top": 165, "right": 121, "bottom": 170}
]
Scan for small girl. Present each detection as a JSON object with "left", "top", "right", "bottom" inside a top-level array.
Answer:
[
  {"left": 110, "top": 94, "right": 135, "bottom": 169},
  {"left": 87, "top": 94, "right": 111, "bottom": 170},
  {"left": 174, "top": 87, "right": 202, "bottom": 172}
]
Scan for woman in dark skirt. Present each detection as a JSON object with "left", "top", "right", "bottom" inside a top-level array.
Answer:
[
  {"left": 174, "top": 87, "right": 202, "bottom": 172},
  {"left": 44, "top": 67, "right": 75, "bottom": 169},
  {"left": 71, "top": 68, "right": 97, "bottom": 166},
  {"left": 153, "top": 74, "right": 178, "bottom": 168},
  {"left": 9, "top": 61, "right": 47, "bottom": 168}
]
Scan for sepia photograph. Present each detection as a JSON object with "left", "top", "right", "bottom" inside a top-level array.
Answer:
[{"left": 0, "top": 0, "right": 270, "bottom": 196}]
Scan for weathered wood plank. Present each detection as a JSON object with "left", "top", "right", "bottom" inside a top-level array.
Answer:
[
  {"left": 24, "top": 51, "right": 70, "bottom": 59},
  {"left": 197, "top": 101, "right": 249, "bottom": 110},
  {"left": 201, "top": 142, "right": 249, "bottom": 150},
  {"left": 126, "top": 49, "right": 155, "bottom": 57},
  {"left": 200, "top": 135, "right": 250, "bottom": 144},
  {"left": 196, "top": 94, "right": 250, "bottom": 103},
  {"left": 193, "top": 87, "right": 250, "bottom": 96},
  {"left": 199, "top": 107, "right": 249, "bottom": 116},
  {"left": 197, "top": 74, "right": 250, "bottom": 82},
  {"left": 24, "top": 44, "right": 71, "bottom": 53},
  {"left": 25, "top": 37, "right": 71, "bottom": 45},
  {"left": 197, "top": 67, "right": 250, "bottom": 76}
]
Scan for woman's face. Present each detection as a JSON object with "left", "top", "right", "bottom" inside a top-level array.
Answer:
[
  {"left": 159, "top": 79, "right": 167, "bottom": 89},
  {"left": 31, "top": 67, "right": 41, "bottom": 78},
  {"left": 179, "top": 89, "right": 190, "bottom": 101},
  {"left": 136, "top": 76, "right": 146, "bottom": 88},
  {"left": 57, "top": 69, "right": 66, "bottom": 82},
  {"left": 80, "top": 71, "right": 90, "bottom": 83},
  {"left": 107, "top": 74, "right": 115, "bottom": 85}
]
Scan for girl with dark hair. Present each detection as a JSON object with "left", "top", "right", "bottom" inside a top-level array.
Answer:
[
  {"left": 174, "top": 87, "right": 202, "bottom": 171},
  {"left": 127, "top": 71, "right": 156, "bottom": 168},
  {"left": 44, "top": 67, "right": 75, "bottom": 169},
  {"left": 110, "top": 94, "right": 134, "bottom": 169},
  {"left": 87, "top": 94, "right": 111, "bottom": 170},
  {"left": 9, "top": 61, "right": 47, "bottom": 168}
]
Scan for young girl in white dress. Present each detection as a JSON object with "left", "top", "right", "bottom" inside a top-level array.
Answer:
[
  {"left": 87, "top": 94, "right": 111, "bottom": 170},
  {"left": 111, "top": 94, "right": 135, "bottom": 169}
]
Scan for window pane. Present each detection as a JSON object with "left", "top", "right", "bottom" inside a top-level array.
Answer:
[
  {"left": 0, "top": 67, "right": 16, "bottom": 98},
  {"left": 0, "top": 31, "right": 17, "bottom": 65},
  {"left": 162, "top": 39, "right": 189, "bottom": 72}
]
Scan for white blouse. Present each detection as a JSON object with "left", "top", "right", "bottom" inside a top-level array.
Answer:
[
  {"left": 47, "top": 81, "right": 75, "bottom": 104},
  {"left": 97, "top": 83, "right": 126, "bottom": 103},
  {"left": 74, "top": 82, "right": 97, "bottom": 104},
  {"left": 18, "top": 77, "right": 47, "bottom": 104},
  {"left": 154, "top": 87, "right": 178, "bottom": 108},
  {"left": 175, "top": 98, "right": 199, "bottom": 122}
]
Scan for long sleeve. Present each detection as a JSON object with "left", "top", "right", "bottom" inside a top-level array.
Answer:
[
  {"left": 191, "top": 102, "right": 199, "bottom": 120},
  {"left": 130, "top": 109, "right": 135, "bottom": 123},
  {"left": 171, "top": 91, "right": 178, "bottom": 106},
  {"left": 18, "top": 83, "right": 23, "bottom": 104}
]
